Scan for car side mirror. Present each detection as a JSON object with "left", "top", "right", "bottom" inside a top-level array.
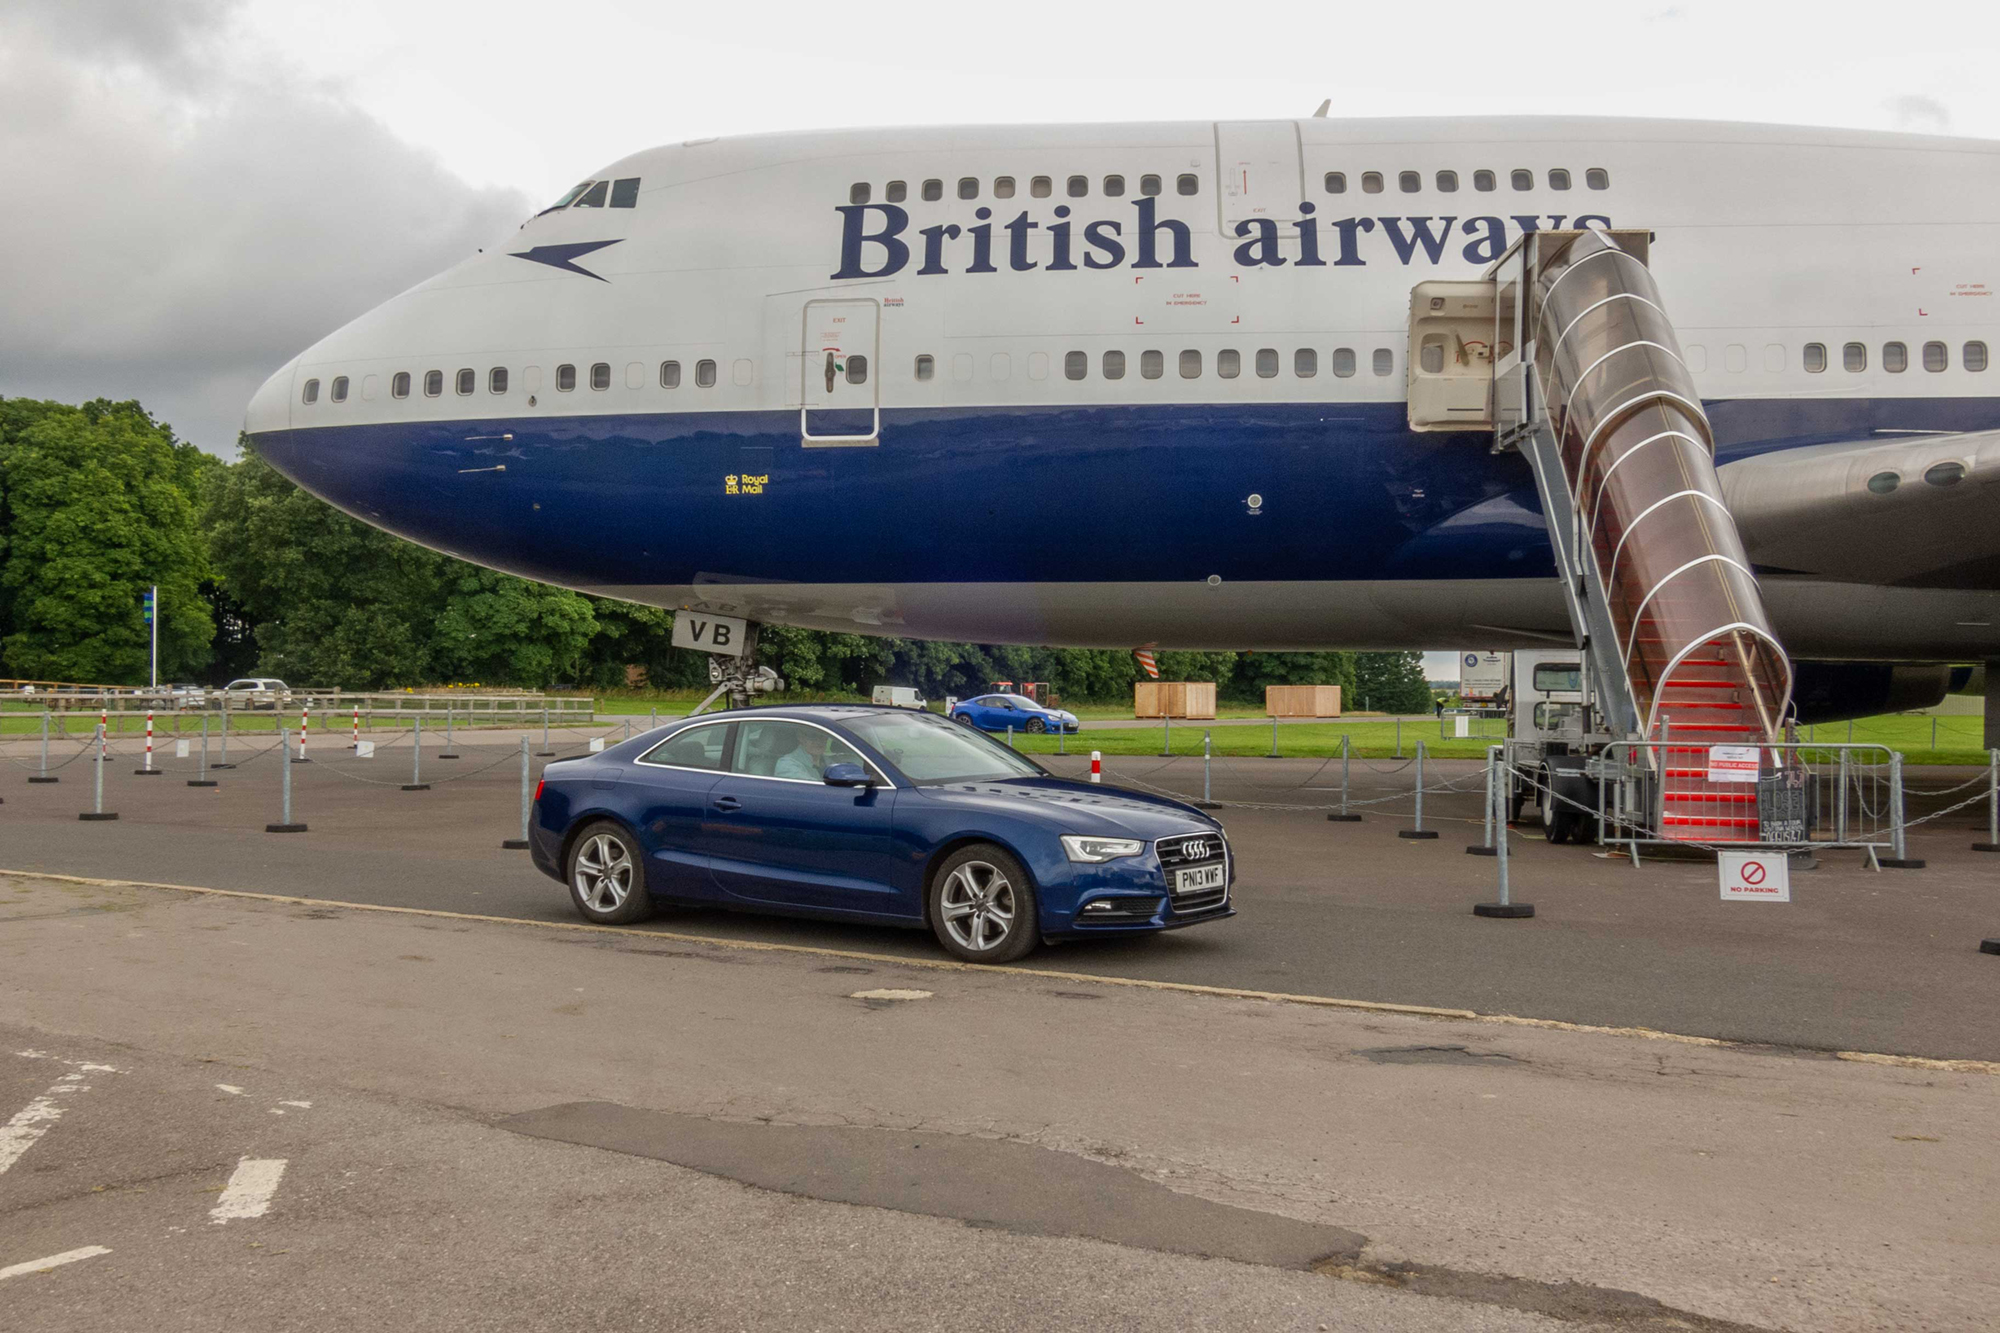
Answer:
[{"left": 823, "top": 763, "right": 873, "bottom": 788}]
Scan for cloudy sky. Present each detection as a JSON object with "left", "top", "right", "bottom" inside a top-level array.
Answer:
[{"left": 4, "top": 0, "right": 1995, "bottom": 674}]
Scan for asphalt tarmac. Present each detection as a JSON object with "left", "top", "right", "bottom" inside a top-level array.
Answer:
[{"left": 5, "top": 730, "right": 1997, "bottom": 1061}]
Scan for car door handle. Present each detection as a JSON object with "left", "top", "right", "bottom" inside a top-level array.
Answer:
[{"left": 712, "top": 796, "right": 742, "bottom": 812}]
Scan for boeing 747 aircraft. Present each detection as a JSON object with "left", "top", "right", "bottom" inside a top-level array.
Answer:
[{"left": 244, "top": 116, "right": 2000, "bottom": 732}]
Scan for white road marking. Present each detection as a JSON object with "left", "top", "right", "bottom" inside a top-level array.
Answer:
[
  {"left": 0, "top": 1246, "right": 111, "bottom": 1282},
  {"left": 210, "top": 1157, "right": 287, "bottom": 1223},
  {"left": 851, "top": 988, "right": 933, "bottom": 1001},
  {"left": 215, "top": 1084, "right": 244, "bottom": 1095},
  {"left": 17, "top": 1050, "right": 123, "bottom": 1074},
  {"left": 1, "top": 1073, "right": 93, "bottom": 1177},
  {"left": 278, "top": 1100, "right": 310, "bottom": 1109}
]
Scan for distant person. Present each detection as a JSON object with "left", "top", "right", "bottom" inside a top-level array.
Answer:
[
  {"left": 775, "top": 728, "right": 829, "bottom": 781},
  {"left": 1434, "top": 696, "right": 1445, "bottom": 718}
]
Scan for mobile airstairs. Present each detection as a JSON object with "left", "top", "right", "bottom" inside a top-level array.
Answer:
[{"left": 1408, "top": 229, "right": 1794, "bottom": 843}]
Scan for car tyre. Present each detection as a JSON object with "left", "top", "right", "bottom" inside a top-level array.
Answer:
[
  {"left": 1025, "top": 718, "right": 1046, "bottom": 734},
  {"left": 928, "top": 843, "right": 1039, "bottom": 964},
  {"left": 955, "top": 711, "right": 977, "bottom": 727},
  {"left": 567, "top": 820, "right": 654, "bottom": 924}
]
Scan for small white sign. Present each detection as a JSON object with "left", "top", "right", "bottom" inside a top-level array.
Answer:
[
  {"left": 354, "top": 740, "right": 375, "bottom": 759},
  {"left": 1453, "top": 715, "right": 1469, "bottom": 738},
  {"left": 175, "top": 739, "right": 190, "bottom": 758},
  {"left": 589, "top": 737, "right": 605, "bottom": 752},
  {"left": 671, "top": 612, "right": 750, "bottom": 657},
  {"left": 1719, "top": 850, "right": 1789, "bottom": 902},
  {"left": 1707, "top": 744, "right": 1761, "bottom": 783}
]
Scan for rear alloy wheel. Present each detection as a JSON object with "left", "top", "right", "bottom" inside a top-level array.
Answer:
[
  {"left": 1025, "top": 718, "right": 1046, "bottom": 734},
  {"left": 955, "top": 711, "right": 978, "bottom": 727},
  {"left": 567, "top": 821, "right": 654, "bottom": 924},
  {"left": 928, "top": 844, "right": 1039, "bottom": 964}
]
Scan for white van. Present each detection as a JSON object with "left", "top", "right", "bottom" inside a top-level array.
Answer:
[{"left": 871, "top": 685, "right": 927, "bottom": 710}]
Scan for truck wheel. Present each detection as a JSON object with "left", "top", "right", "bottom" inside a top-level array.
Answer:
[{"left": 1539, "top": 770, "right": 1572, "bottom": 845}]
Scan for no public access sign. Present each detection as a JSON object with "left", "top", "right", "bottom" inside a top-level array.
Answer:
[{"left": 1718, "top": 850, "right": 1790, "bottom": 902}]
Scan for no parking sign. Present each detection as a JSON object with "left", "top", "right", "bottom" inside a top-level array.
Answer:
[{"left": 1719, "top": 850, "right": 1789, "bottom": 902}]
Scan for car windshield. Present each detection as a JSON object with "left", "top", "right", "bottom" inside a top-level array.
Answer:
[
  {"left": 1004, "top": 695, "right": 1040, "bottom": 709},
  {"left": 840, "top": 712, "right": 1044, "bottom": 784}
]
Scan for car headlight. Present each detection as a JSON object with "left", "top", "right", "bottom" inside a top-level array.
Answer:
[{"left": 1061, "top": 835, "right": 1146, "bottom": 863}]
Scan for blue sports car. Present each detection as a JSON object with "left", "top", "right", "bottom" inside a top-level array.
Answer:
[
  {"left": 950, "top": 692, "right": 1080, "bottom": 735},
  {"left": 528, "top": 705, "right": 1233, "bottom": 962}
]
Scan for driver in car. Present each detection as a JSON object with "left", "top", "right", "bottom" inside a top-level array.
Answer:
[{"left": 774, "top": 729, "right": 829, "bottom": 781}]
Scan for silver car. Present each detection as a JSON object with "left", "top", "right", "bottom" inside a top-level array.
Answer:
[{"left": 220, "top": 677, "right": 293, "bottom": 710}]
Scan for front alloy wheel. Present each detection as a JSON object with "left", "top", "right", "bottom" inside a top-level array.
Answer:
[
  {"left": 928, "top": 844, "right": 1038, "bottom": 963},
  {"left": 1025, "top": 718, "right": 1046, "bottom": 734},
  {"left": 567, "top": 821, "right": 653, "bottom": 924}
]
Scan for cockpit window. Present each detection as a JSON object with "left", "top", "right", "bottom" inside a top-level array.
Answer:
[
  {"left": 573, "top": 180, "right": 610, "bottom": 209},
  {"left": 542, "top": 181, "right": 593, "bottom": 214},
  {"left": 609, "top": 177, "right": 640, "bottom": 208}
]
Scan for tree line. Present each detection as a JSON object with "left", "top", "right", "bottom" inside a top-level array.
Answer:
[{"left": 0, "top": 397, "right": 1436, "bottom": 710}]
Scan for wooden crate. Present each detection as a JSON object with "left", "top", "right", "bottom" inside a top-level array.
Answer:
[
  {"left": 1134, "top": 681, "right": 1217, "bottom": 719},
  {"left": 1264, "top": 685, "right": 1342, "bottom": 718}
]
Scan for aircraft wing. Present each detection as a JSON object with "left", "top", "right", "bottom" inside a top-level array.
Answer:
[{"left": 1718, "top": 430, "right": 2000, "bottom": 588}]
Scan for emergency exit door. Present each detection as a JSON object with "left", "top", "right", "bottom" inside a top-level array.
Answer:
[
  {"left": 1213, "top": 121, "right": 1305, "bottom": 236},
  {"left": 800, "top": 299, "right": 880, "bottom": 446}
]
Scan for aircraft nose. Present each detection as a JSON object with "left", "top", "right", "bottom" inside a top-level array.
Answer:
[{"left": 244, "top": 358, "right": 296, "bottom": 442}]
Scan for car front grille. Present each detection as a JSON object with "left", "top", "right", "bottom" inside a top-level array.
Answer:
[{"left": 1155, "top": 832, "right": 1229, "bottom": 915}]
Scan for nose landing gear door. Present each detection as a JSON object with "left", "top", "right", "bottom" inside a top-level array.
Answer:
[{"left": 801, "top": 299, "right": 880, "bottom": 446}]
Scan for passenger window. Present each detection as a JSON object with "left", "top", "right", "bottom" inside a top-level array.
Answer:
[
  {"left": 1179, "top": 349, "right": 1202, "bottom": 378},
  {"left": 1176, "top": 173, "right": 1198, "bottom": 195},
  {"left": 1067, "top": 175, "right": 1088, "bottom": 197},
  {"left": 1549, "top": 169, "right": 1572, "bottom": 190},
  {"left": 1217, "top": 349, "right": 1240, "bottom": 379},
  {"left": 1295, "top": 348, "right": 1318, "bottom": 378},
  {"left": 1925, "top": 462, "right": 1967, "bottom": 487},
  {"left": 1725, "top": 344, "right": 1747, "bottom": 373},
  {"left": 990, "top": 352, "right": 1011, "bottom": 381},
  {"left": 1436, "top": 170, "right": 1458, "bottom": 192},
  {"left": 330, "top": 376, "right": 348, "bottom": 403},
  {"left": 958, "top": 177, "right": 978, "bottom": 200},
  {"left": 1473, "top": 169, "right": 1495, "bottom": 192},
  {"left": 1361, "top": 171, "right": 1383, "bottom": 194},
  {"left": 555, "top": 364, "right": 575, "bottom": 392},
  {"left": 1923, "top": 340, "right": 1947, "bottom": 372},
  {"left": 1967, "top": 341, "right": 1990, "bottom": 372},
  {"left": 1064, "top": 351, "right": 1087, "bottom": 380},
  {"left": 1844, "top": 342, "right": 1867, "bottom": 372},
  {"left": 489, "top": 367, "right": 508, "bottom": 394},
  {"left": 1030, "top": 176, "right": 1052, "bottom": 198},
  {"left": 1140, "top": 174, "right": 1162, "bottom": 196},
  {"left": 573, "top": 181, "right": 609, "bottom": 209},
  {"left": 732, "top": 720, "right": 872, "bottom": 781},
  {"left": 696, "top": 360, "right": 717, "bottom": 387},
  {"left": 301, "top": 378, "right": 320, "bottom": 404},
  {"left": 641, "top": 724, "right": 729, "bottom": 772},
  {"left": 1104, "top": 174, "right": 1126, "bottom": 197},
  {"left": 1103, "top": 350, "right": 1126, "bottom": 380},
  {"left": 425, "top": 370, "right": 444, "bottom": 397},
  {"left": 1398, "top": 170, "right": 1420, "bottom": 193},
  {"left": 1867, "top": 472, "right": 1900, "bottom": 494},
  {"left": 660, "top": 360, "right": 681, "bottom": 388},
  {"left": 1684, "top": 344, "right": 1707, "bottom": 373},
  {"left": 1027, "top": 350, "right": 1048, "bottom": 381},
  {"left": 1324, "top": 171, "right": 1346, "bottom": 194},
  {"left": 1420, "top": 341, "right": 1445, "bottom": 374},
  {"left": 1140, "top": 350, "right": 1164, "bottom": 380},
  {"left": 609, "top": 178, "right": 640, "bottom": 207},
  {"left": 1255, "top": 348, "right": 1279, "bottom": 378},
  {"left": 1510, "top": 168, "right": 1533, "bottom": 190},
  {"left": 1331, "top": 348, "right": 1356, "bottom": 378},
  {"left": 915, "top": 354, "right": 935, "bottom": 382},
  {"left": 1373, "top": 348, "right": 1393, "bottom": 376},
  {"left": 1803, "top": 343, "right": 1827, "bottom": 373},
  {"left": 994, "top": 176, "right": 1016, "bottom": 199},
  {"left": 456, "top": 368, "right": 475, "bottom": 396},
  {"left": 846, "top": 354, "right": 868, "bottom": 385},
  {"left": 886, "top": 180, "right": 907, "bottom": 203},
  {"left": 1586, "top": 167, "right": 1610, "bottom": 190},
  {"left": 391, "top": 371, "right": 410, "bottom": 399},
  {"left": 922, "top": 179, "right": 943, "bottom": 201},
  {"left": 952, "top": 353, "right": 973, "bottom": 381},
  {"left": 589, "top": 363, "right": 610, "bottom": 391},
  {"left": 1883, "top": 341, "right": 1908, "bottom": 373}
]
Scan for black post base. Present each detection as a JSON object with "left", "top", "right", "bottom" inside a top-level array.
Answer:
[
  {"left": 501, "top": 838, "right": 529, "bottom": 850},
  {"left": 79, "top": 812, "right": 119, "bottom": 821},
  {"left": 439, "top": 753, "right": 460, "bottom": 759},
  {"left": 1398, "top": 829, "right": 1440, "bottom": 840},
  {"left": 536, "top": 751, "right": 556, "bottom": 758},
  {"left": 1973, "top": 843, "right": 2000, "bottom": 853},
  {"left": 1879, "top": 857, "right": 1927, "bottom": 869},
  {"left": 265, "top": 822, "right": 308, "bottom": 833},
  {"left": 210, "top": 763, "right": 235, "bottom": 770},
  {"left": 28, "top": 776, "right": 57, "bottom": 784},
  {"left": 187, "top": 779, "right": 218, "bottom": 788},
  {"left": 1474, "top": 901, "right": 1535, "bottom": 918},
  {"left": 134, "top": 768, "right": 162, "bottom": 776},
  {"left": 1193, "top": 801, "right": 1223, "bottom": 810},
  {"left": 1981, "top": 938, "right": 2000, "bottom": 956},
  {"left": 1325, "top": 813, "right": 1362, "bottom": 822},
  {"left": 290, "top": 757, "right": 312, "bottom": 764},
  {"left": 1466, "top": 845, "right": 1496, "bottom": 856},
  {"left": 400, "top": 783, "right": 431, "bottom": 791}
]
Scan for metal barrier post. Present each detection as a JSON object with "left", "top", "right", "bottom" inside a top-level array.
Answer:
[
  {"left": 214, "top": 699, "right": 233, "bottom": 769},
  {"left": 1328, "top": 734, "right": 1360, "bottom": 821},
  {"left": 503, "top": 737, "right": 532, "bottom": 849},
  {"left": 403, "top": 716, "right": 429, "bottom": 790},
  {"left": 1270, "top": 716, "right": 1279, "bottom": 759},
  {"left": 1474, "top": 759, "right": 1533, "bottom": 917},
  {"left": 1975, "top": 749, "right": 2000, "bottom": 852},
  {"left": 1196, "top": 730, "right": 1220, "bottom": 809},
  {"left": 1006, "top": 726, "right": 1014, "bottom": 749},
  {"left": 1399, "top": 741, "right": 1438, "bottom": 839},
  {"left": 650, "top": 706, "right": 658, "bottom": 730},
  {"left": 80, "top": 724, "right": 117, "bottom": 820},
  {"left": 31, "top": 709, "right": 57, "bottom": 783},
  {"left": 1836, "top": 750, "right": 1850, "bottom": 846},
  {"left": 267, "top": 735, "right": 305, "bottom": 833},
  {"left": 1395, "top": 717, "right": 1402, "bottom": 759},
  {"left": 1162, "top": 715, "right": 1171, "bottom": 757},
  {"left": 441, "top": 704, "right": 459, "bottom": 759},
  {"left": 1881, "top": 752, "right": 1924, "bottom": 868},
  {"left": 1468, "top": 746, "right": 1498, "bottom": 855},
  {"left": 538, "top": 704, "right": 554, "bottom": 757},
  {"left": 1057, "top": 728, "right": 1065, "bottom": 755},
  {"left": 189, "top": 714, "right": 216, "bottom": 787}
]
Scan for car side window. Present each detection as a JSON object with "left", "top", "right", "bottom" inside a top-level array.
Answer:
[
  {"left": 732, "top": 720, "right": 875, "bottom": 782},
  {"left": 639, "top": 723, "right": 730, "bottom": 771}
]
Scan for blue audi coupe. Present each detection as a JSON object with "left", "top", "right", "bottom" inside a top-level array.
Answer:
[{"left": 528, "top": 705, "right": 1233, "bottom": 962}]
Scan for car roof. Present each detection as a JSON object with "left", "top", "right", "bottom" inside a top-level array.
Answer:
[{"left": 667, "top": 703, "right": 930, "bottom": 725}]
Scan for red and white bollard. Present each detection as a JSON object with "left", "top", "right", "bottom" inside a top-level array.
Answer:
[
  {"left": 352, "top": 705, "right": 360, "bottom": 749},
  {"left": 1089, "top": 750, "right": 1102, "bottom": 784},
  {"left": 136, "top": 709, "right": 160, "bottom": 775},
  {"left": 297, "top": 704, "right": 309, "bottom": 763},
  {"left": 100, "top": 706, "right": 108, "bottom": 759}
]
